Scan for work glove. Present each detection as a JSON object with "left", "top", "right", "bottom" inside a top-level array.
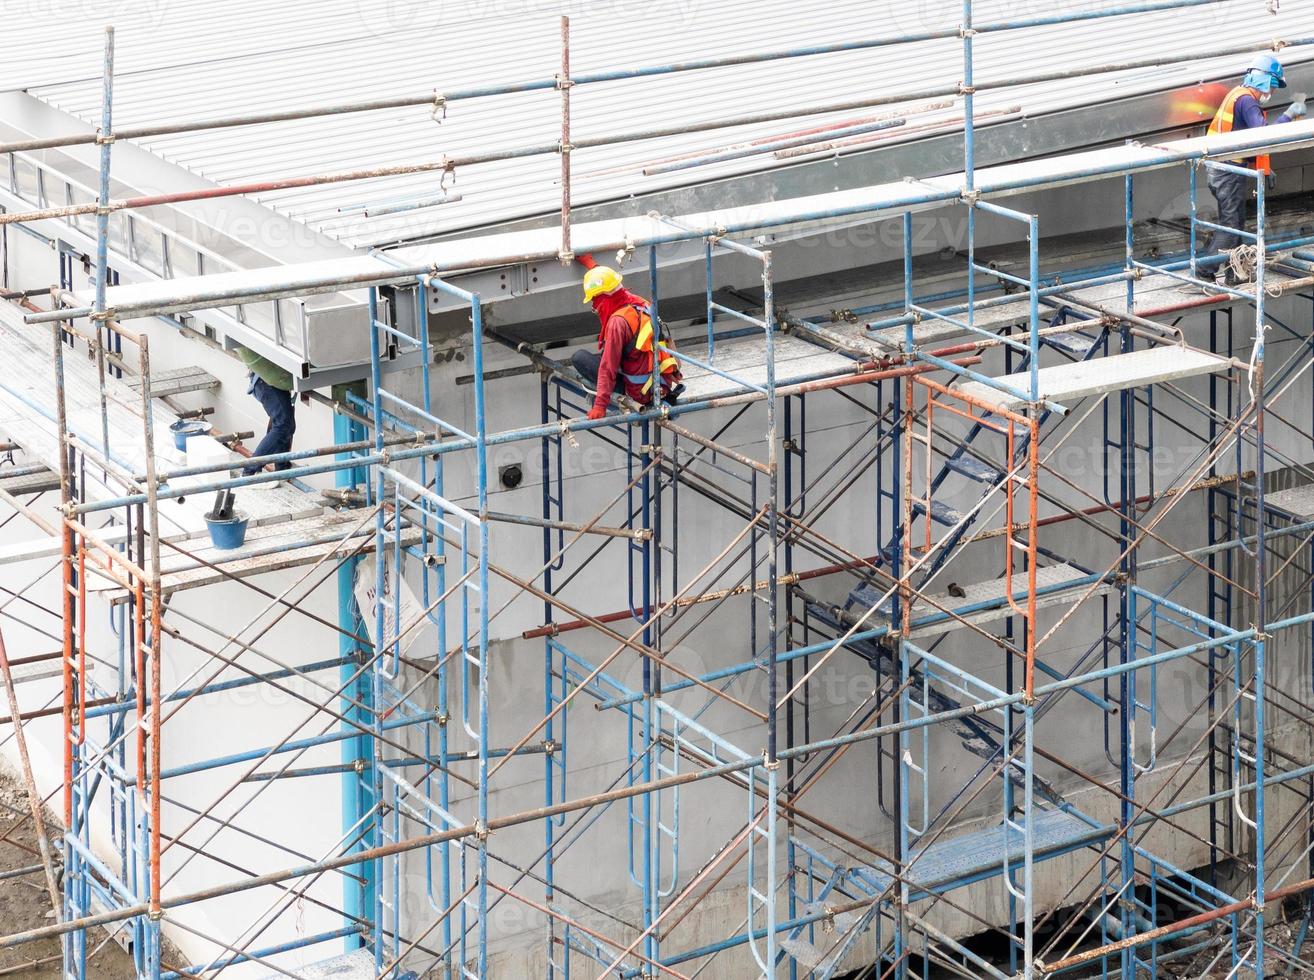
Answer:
[
  {"left": 586, "top": 405, "right": 606, "bottom": 421},
  {"left": 1289, "top": 100, "right": 1307, "bottom": 119}
]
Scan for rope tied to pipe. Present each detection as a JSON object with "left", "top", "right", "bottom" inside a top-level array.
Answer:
[{"left": 1225, "top": 244, "right": 1283, "bottom": 298}]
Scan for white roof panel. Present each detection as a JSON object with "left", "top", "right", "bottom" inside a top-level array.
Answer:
[{"left": 6, "top": 0, "right": 1314, "bottom": 248}]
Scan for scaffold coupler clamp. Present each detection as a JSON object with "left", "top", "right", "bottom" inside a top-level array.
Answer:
[
  {"left": 430, "top": 91, "right": 448, "bottom": 123},
  {"left": 960, "top": 188, "right": 980, "bottom": 207},
  {"left": 615, "top": 238, "right": 635, "bottom": 267},
  {"left": 474, "top": 819, "right": 489, "bottom": 842}
]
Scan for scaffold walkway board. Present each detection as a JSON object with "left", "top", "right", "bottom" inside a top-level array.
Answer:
[
  {"left": 894, "top": 563, "right": 1110, "bottom": 639},
  {"left": 256, "top": 948, "right": 378, "bottom": 979},
  {"left": 123, "top": 364, "right": 221, "bottom": 398},
  {"left": 1266, "top": 484, "right": 1314, "bottom": 519},
  {"left": 954, "top": 345, "right": 1232, "bottom": 412},
  {"left": 5, "top": 657, "right": 72, "bottom": 686},
  {"left": 678, "top": 332, "right": 858, "bottom": 401},
  {"left": 867, "top": 295, "right": 1060, "bottom": 349},
  {"left": 853, "top": 809, "right": 1104, "bottom": 897},
  {"left": 865, "top": 270, "right": 1293, "bottom": 350},
  {"left": 90, "top": 509, "right": 423, "bottom": 602},
  {"left": 0, "top": 301, "right": 313, "bottom": 536},
  {"left": 0, "top": 465, "right": 60, "bottom": 496}
]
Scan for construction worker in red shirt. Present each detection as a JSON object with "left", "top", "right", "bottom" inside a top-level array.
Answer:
[
  {"left": 1205, "top": 53, "right": 1306, "bottom": 287},
  {"left": 572, "top": 266, "right": 684, "bottom": 421}
]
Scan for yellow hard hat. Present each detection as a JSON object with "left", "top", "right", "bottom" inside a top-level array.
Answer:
[{"left": 582, "top": 265, "right": 623, "bottom": 304}]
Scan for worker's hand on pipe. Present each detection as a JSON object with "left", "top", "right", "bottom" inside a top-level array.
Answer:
[
  {"left": 1289, "top": 99, "right": 1307, "bottom": 119},
  {"left": 586, "top": 405, "right": 606, "bottom": 421}
]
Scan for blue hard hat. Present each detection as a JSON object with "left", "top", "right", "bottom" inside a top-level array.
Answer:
[{"left": 1243, "top": 52, "right": 1287, "bottom": 91}]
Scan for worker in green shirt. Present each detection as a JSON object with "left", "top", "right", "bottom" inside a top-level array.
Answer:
[{"left": 235, "top": 347, "right": 297, "bottom": 477}]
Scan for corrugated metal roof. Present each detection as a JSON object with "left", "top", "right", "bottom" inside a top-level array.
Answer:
[{"left": 10, "top": 0, "right": 1314, "bottom": 249}]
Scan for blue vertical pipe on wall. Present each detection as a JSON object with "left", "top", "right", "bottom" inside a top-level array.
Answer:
[
  {"left": 336, "top": 406, "right": 373, "bottom": 950},
  {"left": 1252, "top": 169, "right": 1268, "bottom": 979},
  {"left": 1117, "top": 169, "right": 1139, "bottom": 979},
  {"left": 472, "top": 293, "right": 492, "bottom": 980},
  {"left": 642, "top": 246, "right": 659, "bottom": 969},
  {"left": 415, "top": 280, "right": 454, "bottom": 969},
  {"left": 367, "top": 287, "right": 389, "bottom": 972}
]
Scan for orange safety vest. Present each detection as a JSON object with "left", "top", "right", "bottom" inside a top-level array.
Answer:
[
  {"left": 1208, "top": 85, "right": 1272, "bottom": 175},
  {"left": 610, "top": 304, "right": 680, "bottom": 395}
]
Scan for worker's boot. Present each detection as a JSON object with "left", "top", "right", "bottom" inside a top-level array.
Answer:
[{"left": 1202, "top": 268, "right": 1234, "bottom": 295}]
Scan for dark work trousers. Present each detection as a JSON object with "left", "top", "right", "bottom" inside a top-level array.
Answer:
[
  {"left": 1206, "top": 169, "right": 1250, "bottom": 275},
  {"left": 571, "top": 348, "right": 602, "bottom": 387},
  {"left": 245, "top": 375, "right": 297, "bottom": 475},
  {"left": 572, "top": 348, "right": 682, "bottom": 407}
]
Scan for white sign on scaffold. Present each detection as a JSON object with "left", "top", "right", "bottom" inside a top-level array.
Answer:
[{"left": 354, "top": 560, "right": 423, "bottom": 656}]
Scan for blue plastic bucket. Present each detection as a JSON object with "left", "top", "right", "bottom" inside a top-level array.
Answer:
[
  {"left": 205, "top": 511, "right": 249, "bottom": 550},
  {"left": 170, "top": 419, "right": 213, "bottom": 451}
]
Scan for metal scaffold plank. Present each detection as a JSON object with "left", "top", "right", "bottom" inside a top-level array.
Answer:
[
  {"left": 896, "top": 562, "right": 1110, "bottom": 638},
  {"left": 866, "top": 268, "right": 1302, "bottom": 351},
  {"left": 851, "top": 809, "right": 1104, "bottom": 895},
  {"left": 256, "top": 948, "right": 379, "bottom": 979},
  {"left": 88, "top": 510, "right": 424, "bottom": 601},
  {"left": 0, "top": 466, "right": 60, "bottom": 495},
  {"left": 122, "top": 364, "right": 221, "bottom": 398},
  {"left": 678, "top": 332, "right": 857, "bottom": 400},
  {"left": 868, "top": 295, "right": 1044, "bottom": 349},
  {"left": 955, "top": 345, "right": 1232, "bottom": 411},
  {"left": 1266, "top": 484, "right": 1314, "bottom": 519}
]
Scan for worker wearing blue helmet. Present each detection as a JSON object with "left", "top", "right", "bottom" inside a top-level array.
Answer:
[{"left": 1205, "top": 53, "right": 1306, "bottom": 287}]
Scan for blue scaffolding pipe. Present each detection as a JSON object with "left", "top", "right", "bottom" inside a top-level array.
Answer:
[
  {"left": 159, "top": 927, "right": 361, "bottom": 979},
  {"left": 78, "top": 656, "right": 357, "bottom": 721},
  {"left": 125, "top": 711, "right": 439, "bottom": 784}
]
